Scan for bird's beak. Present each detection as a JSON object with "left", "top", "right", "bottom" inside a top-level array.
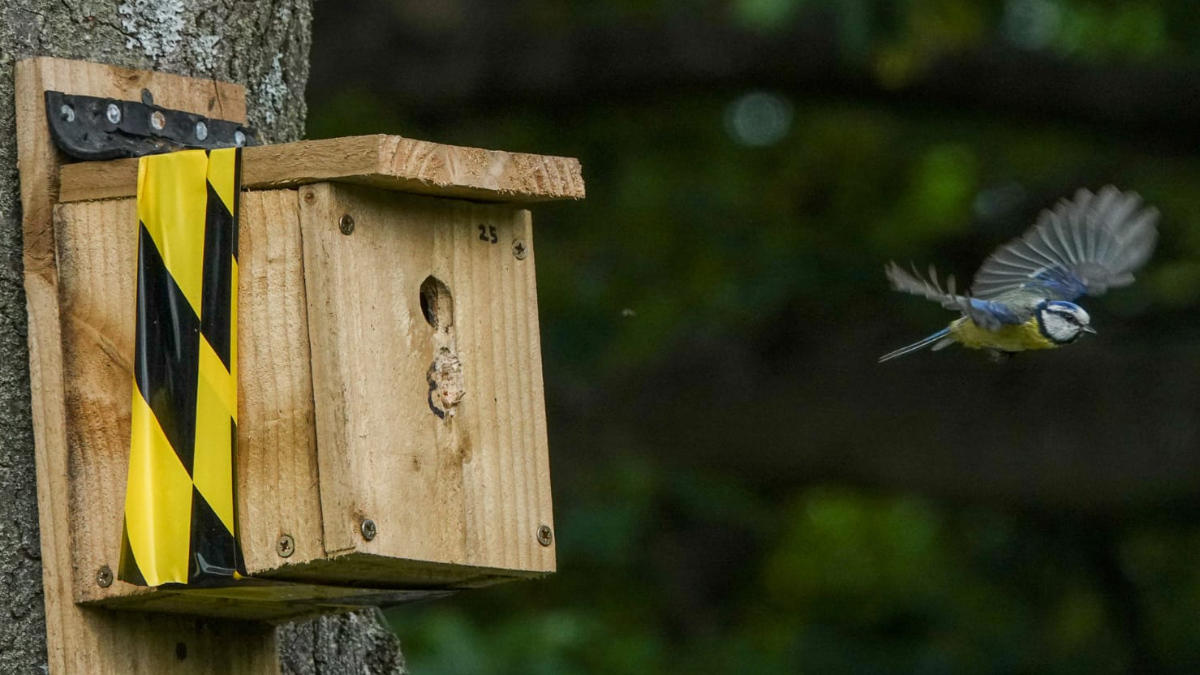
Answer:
[{"left": 1083, "top": 326, "right": 1097, "bottom": 334}]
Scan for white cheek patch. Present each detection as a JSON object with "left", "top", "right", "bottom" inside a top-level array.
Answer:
[{"left": 1042, "top": 311, "right": 1079, "bottom": 342}]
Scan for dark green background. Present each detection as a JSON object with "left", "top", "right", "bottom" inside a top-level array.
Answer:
[{"left": 307, "top": 2, "right": 1200, "bottom": 672}]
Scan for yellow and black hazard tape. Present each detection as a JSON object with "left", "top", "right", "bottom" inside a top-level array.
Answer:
[{"left": 119, "top": 147, "right": 244, "bottom": 587}]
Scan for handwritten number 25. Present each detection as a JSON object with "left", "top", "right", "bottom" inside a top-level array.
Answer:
[{"left": 478, "top": 225, "right": 497, "bottom": 244}]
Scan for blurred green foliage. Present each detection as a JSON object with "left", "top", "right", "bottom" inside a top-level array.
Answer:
[
  {"left": 384, "top": 460, "right": 1200, "bottom": 673},
  {"left": 316, "top": 89, "right": 1200, "bottom": 385},
  {"left": 307, "top": 0, "right": 1200, "bottom": 671}
]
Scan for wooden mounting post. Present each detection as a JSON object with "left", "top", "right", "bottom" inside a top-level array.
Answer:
[{"left": 17, "top": 57, "right": 279, "bottom": 674}]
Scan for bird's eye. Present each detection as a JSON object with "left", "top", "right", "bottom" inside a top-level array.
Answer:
[{"left": 1050, "top": 309, "right": 1081, "bottom": 326}]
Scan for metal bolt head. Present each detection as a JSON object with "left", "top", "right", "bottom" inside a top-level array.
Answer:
[
  {"left": 360, "top": 518, "right": 377, "bottom": 541},
  {"left": 194, "top": 120, "right": 208, "bottom": 141},
  {"left": 150, "top": 110, "right": 166, "bottom": 131},
  {"left": 536, "top": 524, "right": 553, "bottom": 547},
  {"left": 512, "top": 239, "right": 528, "bottom": 260},
  {"left": 105, "top": 103, "right": 121, "bottom": 125},
  {"left": 339, "top": 213, "right": 355, "bottom": 235},
  {"left": 96, "top": 565, "right": 113, "bottom": 588},
  {"left": 59, "top": 104, "right": 75, "bottom": 123},
  {"left": 276, "top": 534, "right": 295, "bottom": 558},
  {"left": 234, "top": 130, "right": 246, "bottom": 146}
]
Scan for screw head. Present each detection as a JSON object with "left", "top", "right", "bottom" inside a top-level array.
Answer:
[
  {"left": 276, "top": 534, "right": 295, "bottom": 558},
  {"left": 96, "top": 565, "right": 113, "bottom": 588},
  {"left": 234, "top": 130, "right": 246, "bottom": 146},
  {"left": 360, "top": 518, "right": 377, "bottom": 541},
  {"left": 59, "top": 104, "right": 75, "bottom": 123},
  {"left": 339, "top": 213, "right": 355, "bottom": 235},
  {"left": 512, "top": 239, "right": 528, "bottom": 260},
  {"left": 105, "top": 103, "right": 121, "bottom": 125},
  {"left": 536, "top": 524, "right": 553, "bottom": 547},
  {"left": 150, "top": 110, "right": 166, "bottom": 131},
  {"left": 194, "top": 120, "right": 208, "bottom": 141}
]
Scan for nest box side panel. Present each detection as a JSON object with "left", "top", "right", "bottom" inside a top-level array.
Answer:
[
  {"left": 234, "top": 190, "right": 326, "bottom": 576},
  {"left": 298, "top": 183, "right": 556, "bottom": 579},
  {"left": 54, "top": 190, "right": 324, "bottom": 610}
]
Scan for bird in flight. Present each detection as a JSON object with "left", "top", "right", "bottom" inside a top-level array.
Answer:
[{"left": 880, "top": 186, "right": 1158, "bottom": 363}]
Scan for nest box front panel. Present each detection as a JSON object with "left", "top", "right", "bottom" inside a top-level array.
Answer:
[{"left": 293, "top": 183, "right": 556, "bottom": 578}]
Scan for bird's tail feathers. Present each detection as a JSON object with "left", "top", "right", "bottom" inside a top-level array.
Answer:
[
  {"left": 878, "top": 327, "right": 954, "bottom": 363},
  {"left": 884, "top": 261, "right": 969, "bottom": 312}
]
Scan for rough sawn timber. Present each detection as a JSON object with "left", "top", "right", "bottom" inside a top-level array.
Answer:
[
  {"left": 294, "top": 183, "right": 556, "bottom": 577},
  {"left": 15, "top": 56, "right": 278, "bottom": 674},
  {"left": 57, "top": 184, "right": 557, "bottom": 612},
  {"left": 58, "top": 134, "right": 586, "bottom": 204}
]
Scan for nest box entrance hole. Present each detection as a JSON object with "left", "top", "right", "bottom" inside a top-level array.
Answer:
[
  {"left": 421, "top": 275, "right": 464, "bottom": 418},
  {"left": 419, "top": 275, "right": 453, "bottom": 332}
]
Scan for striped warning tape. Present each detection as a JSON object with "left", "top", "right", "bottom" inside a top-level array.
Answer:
[{"left": 119, "top": 147, "right": 244, "bottom": 587}]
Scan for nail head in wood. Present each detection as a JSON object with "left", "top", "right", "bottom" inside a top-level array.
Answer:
[
  {"left": 95, "top": 565, "right": 113, "bottom": 588},
  {"left": 360, "top": 518, "right": 377, "bottom": 541},
  {"left": 537, "top": 524, "right": 553, "bottom": 547},
  {"left": 338, "top": 213, "right": 355, "bottom": 235},
  {"left": 512, "top": 239, "right": 527, "bottom": 260}
]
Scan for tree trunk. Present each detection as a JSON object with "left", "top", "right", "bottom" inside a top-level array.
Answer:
[{"left": 0, "top": 1, "right": 405, "bottom": 672}]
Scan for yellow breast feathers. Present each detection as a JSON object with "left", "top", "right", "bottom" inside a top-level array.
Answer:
[{"left": 949, "top": 316, "right": 1056, "bottom": 352}]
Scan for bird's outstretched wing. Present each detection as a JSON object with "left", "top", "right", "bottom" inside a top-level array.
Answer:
[
  {"left": 970, "top": 186, "right": 1158, "bottom": 301},
  {"left": 885, "top": 262, "right": 1023, "bottom": 330}
]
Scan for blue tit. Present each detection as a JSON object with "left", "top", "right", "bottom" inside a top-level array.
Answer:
[{"left": 879, "top": 186, "right": 1158, "bottom": 362}]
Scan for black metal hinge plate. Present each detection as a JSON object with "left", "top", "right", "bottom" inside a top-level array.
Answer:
[{"left": 45, "top": 90, "right": 259, "bottom": 161}]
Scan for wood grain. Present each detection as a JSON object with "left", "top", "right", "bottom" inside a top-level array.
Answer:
[
  {"left": 233, "top": 190, "right": 325, "bottom": 577},
  {"left": 55, "top": 190, "right": 326, "bottom": 607},
  {"left": 298, "top": 183, "right": 556, "bottom": 578},
  {"left": 55, "top": 197, "right": 139, "bottom": 608},
  {"left": 21, "top": 57, "right": 565, "bottom": 662},
  {"left": 55, "top": 182, "right": 555, "bottom": 617},
  {"left": 58, "top": 135, "right": 586, "bottom": 204},
  {"left": 16, "top": 57, "right": 278, "bottom": 674}
]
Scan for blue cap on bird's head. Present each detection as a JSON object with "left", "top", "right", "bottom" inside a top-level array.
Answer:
[{"left": 1037, "top": 300, "right": 1095, "bottom": 343}]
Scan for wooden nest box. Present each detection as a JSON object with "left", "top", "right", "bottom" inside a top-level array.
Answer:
[{"left": 18, "top": 58, "right": 583, "bottom": 622}]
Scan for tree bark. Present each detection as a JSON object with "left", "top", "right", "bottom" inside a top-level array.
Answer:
[{"left": 0, "top": 1, "right": 404, "bottom": 672}]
